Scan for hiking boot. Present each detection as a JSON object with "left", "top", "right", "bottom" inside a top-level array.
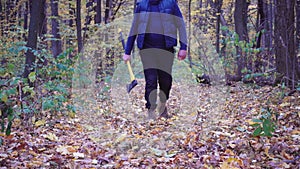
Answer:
[
  {"left": 147, "top": 108, "right": 157, "bottom": 120},
  {"left": 158, "top": 102, "right": 170, "bottom": 119}
]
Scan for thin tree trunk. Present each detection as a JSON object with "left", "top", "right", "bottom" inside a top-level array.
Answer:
[
  {"left": 95, "top": 0, "right": 101, "bottom": 24},
  {"left": 0, "top": 1, "right": 3, "bottom": 36},
  {"left": 76, "top": 0, "right": 83, "bottom": 53},
  {"left": 66, "top": 0, "right": 75, "bottom": 58},
  {"left": 12, "top": 0, "right": 18, "bottom": 25},
  {"left": 215, "top": 0, "right": 222, "bottom": 54},
  {"left": 295, "top": 0, "right": 300, "bottom": 78},
  {"left": 104, "top": 0, "right": 111, "bottom": 24},
  {"left": 188, "top": 0, "right": 192, "bottom": 68},
  {"left": 41, "top": 2, "right": 47, "bottom": 36},
  {"left": 83, "top": 0, "right": 93, "bottom": 42},
  {"left": 297, "top": 0, "right": 300, "bottom": 51},
  {"left": 69, "top": 0, "right": 74, "bottom": 27},
  {"left": 50, "top": 0, "right": 62, "bottom": 58},
  {"left": 23, "top": 1, "right": 29, "bottom": 40},
  {"left": 274, "top": 0, "right": 298, "bottom": 87},
  {"left": 16, "top": 0, "right": 22, "bottom": 27},
  {"left": 5, "top": 0, "right": 11, "bottom": 33},
  {"left": 23, "top": 0, "right": 46, "bottom": 85},
  {"left": 234, "top": 0, "right": 249, "bottom": 80}
]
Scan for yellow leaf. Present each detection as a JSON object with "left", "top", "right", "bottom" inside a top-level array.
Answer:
[
  {"left": 225, "top": 149, "right": 235, "bottom": 156},
  {"left": 115, "top": 133, "right": 127, "bottom": 143},
  {"left": 35, "top": 119, "right": 46, "bottom": 127},
  {"left": 43, "top": 133, "right": 58, "bottom": 141},
  {"left": 1, "top": 94, "right": 8, "bottom": 103},
  {"left": 220, "top": 158, "right": 240, "bottom": 169},
  {"left": 187, "top": 152, "right": 194, "bottom": 158},
  {"left": 279, "top": 102, "right": 290, "bottom": 107},
  {"left": 68, "top": 111, "right": 76, "bottom": 118},
  {"left": 246, "top": 119, "right": 259, "bottom": 125}
]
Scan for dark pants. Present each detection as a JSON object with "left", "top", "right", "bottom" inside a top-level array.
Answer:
[{"left": 140, "top": 48, "right": 175, "bottom": 109}]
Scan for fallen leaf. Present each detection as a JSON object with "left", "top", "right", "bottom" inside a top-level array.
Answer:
[
  {"left": 35, "top": 119, "right": 46, "bottom": 127},
  {"left": 43, "top": 133, "right": 58, "bottom": 141},
  {"left": 73, "top": 152, "right": 85, "bottom": 159},
  {"left": 115, "top": 133, "right": 127, "bottom": 144},
  {"left": 150, "top": 148, "right": 165, "bottom": 157},
  {"left": 56, "top": 146, "right": 70, "bottom": 155}
]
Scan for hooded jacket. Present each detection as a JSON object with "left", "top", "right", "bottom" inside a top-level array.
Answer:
[{"left": 125, "top": 0, "right": 187, "bottom": 55}]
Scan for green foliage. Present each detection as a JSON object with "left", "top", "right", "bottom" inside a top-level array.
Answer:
[
  {"left": 251, "top": 107, "right": 276, "bottom": 137},
  {"left": 35, "top": 48, "right": 76, "bottom": 114},
  {"left": 221, "top": 29, "right": 264, "bottom": 76},
  {"left": 1, "top": 35, "right": 76, "bottom": 135}
]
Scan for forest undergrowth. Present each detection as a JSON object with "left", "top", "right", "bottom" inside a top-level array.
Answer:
[{"left": 0, "top": 80, "right": 299, "bottom": 168}]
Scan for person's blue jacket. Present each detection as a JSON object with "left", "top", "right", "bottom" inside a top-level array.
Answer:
[{"left": 125, "top": 0, "right": 187, "bottom": 55}]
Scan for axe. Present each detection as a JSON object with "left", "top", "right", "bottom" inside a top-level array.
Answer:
[{"left": 119, "top": 29, "right": 138, "bottom": 93}]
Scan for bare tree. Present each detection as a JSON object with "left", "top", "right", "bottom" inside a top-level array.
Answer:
[
  {"left": 95, "top": 0, "right": 102, "bottom": 24},
  {"left": 50, "top": 0, "right": 62, "bottom": 58},
  {"left": 274, "top": 0, "right": 299, "bottom": 88},
  {"left": 23, "top": 0, "right": 46, "bottom": 85},
  {"left": 234, "top": 0, "right": 249, "bottom": 80},
  {"left": 297, "top": 0, "right": 300, "bottom": 51},
  {"left": 76, "top": 0, "right": 83, "bottom": 53}
]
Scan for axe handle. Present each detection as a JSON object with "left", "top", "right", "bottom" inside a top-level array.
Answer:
[
  {"left": 127, "top": 61, "right": 135, "bottom": 82},
  {"left": 119, "top": 29, "right": 136, "bottom": 82}
]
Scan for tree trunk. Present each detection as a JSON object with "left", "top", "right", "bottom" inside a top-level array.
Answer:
[
  {"left": 297, "top": 0, "right": 300, "bottom": 51},
  {"left": 66, "top": 0, "right": 75, "bottom": 58},
  {"left": 12, "top": 0, "right": 18, "bottom": 24},
  {"left": 234, "top": 0, "right": 249, "bottom": 80},
  {"left": 23, "top": 0, "right": 46, "bottom": 85},
  {"left": 187, "top": 0, "right": 192, "bottom": 68},
  {"left": 274, "top": 0, "right": 298, "bottom": 88},
  {"left": 256, "top": 0, "right": 273, "bottom": 50},
  {"left": 5, "top": 0, "right": 11, "bottom": 33},
  {"left": 0, "top": 1, "right": 3, "bottom": 36},
  {"left": 76, "top": 0, "right": 83, "bottom": 53},
  {"left": 95, "top": 0, "right": 101, "bottom": 24},
  {"left": 50, "top": 0, "right": 62, "bottom": 58},
  {"left": 104, "top": 0, "right": 111, "bottom": 24},
  {"left": 41, "top": 2, "right": 47, "bottom": 36},
  {"left": 69, "top": 0, "right": 74, "bottom": 27},
  {"left": 23, "top": 1, "right": 29, "bottom": 31},
  {"left": 83, "top": 0, "right": 93, "bottom": 42},
  {"left": 16, "top": 0, "right": 21, "bottom": 27},
  {"left": 215, "top": 0, "right": 223, "bottom": 54}
]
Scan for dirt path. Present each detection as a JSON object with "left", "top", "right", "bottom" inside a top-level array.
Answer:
[{"left": 0, "top": 82, "right": 299, "bottom": 168}]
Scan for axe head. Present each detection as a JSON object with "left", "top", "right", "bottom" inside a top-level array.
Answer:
[{"left": 126, "top": 79, "right": 138, "bottom": 93}]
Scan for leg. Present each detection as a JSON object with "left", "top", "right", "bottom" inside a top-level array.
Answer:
[
  {"left": 158, "top": 70, "right": 172, "bottom": 103},
  {"left": 157, "top": 49, "right": 174, "bottom": 103},
  {"left": 143, "top": 68, "right": 158, "bottom": 110},
  {"left": 140, "top": 49, "right": 160, "bottom": 110}
]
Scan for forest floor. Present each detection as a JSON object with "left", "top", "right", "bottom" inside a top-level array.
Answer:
[{"left": 0, "top": 80, "right": 299, "bottom": 168}]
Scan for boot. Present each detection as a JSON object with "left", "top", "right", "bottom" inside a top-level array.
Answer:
[
  {"left": 147, "top": 108, "right": 157, "bottom": 120},
  {"left": 158, "top": 102, "right": 170, "bottom": 119}
]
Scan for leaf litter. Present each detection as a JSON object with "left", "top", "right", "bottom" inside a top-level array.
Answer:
[{"left": 0, "top": 81, "right": 299, "bottom": 168}]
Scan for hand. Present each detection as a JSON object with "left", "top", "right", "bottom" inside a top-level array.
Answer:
[
  {"left": 123, "top": 54, "right": 131, "bottom": 62},
  {"left": 177, "top": 50, "right": 187, "bottom": 60}
]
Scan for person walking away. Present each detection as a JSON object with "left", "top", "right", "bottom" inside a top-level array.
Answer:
[{"left": 123, "top": 0, "right": 187, "bottom": 119}]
